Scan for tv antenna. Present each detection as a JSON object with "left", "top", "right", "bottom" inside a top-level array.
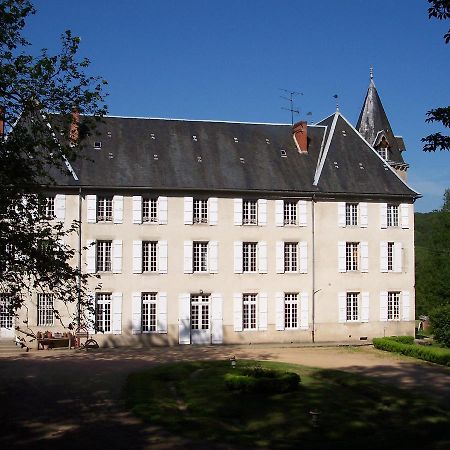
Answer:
[{"left": 280, "top": 89, "right": 303, "bottom": 125}]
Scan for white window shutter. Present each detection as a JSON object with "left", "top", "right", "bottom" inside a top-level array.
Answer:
[
  {"left": 259, "top": 293, "right": 268, "bottom": 331},
  {"left": 276, "top": 241, "right": 285, "bottom": 274},
  {"left": 402, "top": 291, "right": 410, "bottom": 321},
  {"left": 87, "top": 194, "right": 96, "bottom": 223},
  {"left": 299, "top": 241, "right": 308, "bottom": 274},
  {"left": 184, "top": 241, "right": 193, "bottom": 273},
  {"left": 300, "top": 292, "right": 309, "bottom": 329},
  {"left": 360, "top": 202, "right": 368, "bottom": 228},
  {"left": 87, "top": 292, "right": 95, "bottom": 333},
  {"left": 338, "top": 241, "right": 346, "bottom": 273},
  {"left": 275, "top": 292, "right": 284, "bottom": 330},
  {"left": 233, "top": 293, "right": 243, "bottom": 332},
  {"left": 380, "top": 242, "right": 388, "bottom": 272},
  {"left": 113, "top": 195, "right": 123, "bottom": 224},
  {"left": 55, "top": 194, "right": 66, "bottom": 221},
  {"left": 361, "top": 292, "right": 369, "bottom": 323},
  {"left": 132, "top": 292, "right": 142, "bottom": 334},
  {"left": 158, "top": 240, "right": 168, "bottom": 274},
  {"left": 112, "top": 240, "right": 122, "bottom": 274},
  {"left": 380, "top": 291, "right": 388, "bottom": 321},
  {"left": 178, "top": 293, "right": 191, "bottom": 344},
  {"left": 209, "top": 197, "right": 218, "bottom": 225},
  {"left": 234, "top": 241, "right": 243, "bottom": 273},
  {"left": 401, "top": 204, "right": 409, "bottom": 229},
  {"left": 184, "top": 197, "right": 193, "bottom": 225},
  {"left": 132, "top": 240, "right": 142, "bottom": 273},
  {"left": 209, "top": 241, "right": 218, "bottom": 274},
  {"left": 338, "top": 292, "right": 346, "bottom": 323},
  {"left": 234, "top": 198, "right": 242, "bottom": 225},
  {"left": 158, "top": 196, "right": 168, "bottom": 225},
  {"left": 258, "top": 199, "right": 267, "bottom": 226},
  {"left": 86, "top": 239, "right": 96, "bottom": 274},
  {"left": 211, "top": 293, "right": 223, "bottom": 344},
  {"left": 338, "top": 202, "right": 346, "bottom": 227},
  {"left": 298, "top": 200, "right": 307, "bottom": 226},
  {"left": 394, "top": 242, "right": 402, "bottom": 273},
  {"left": 380, "top": 203, "right": 387, "bottom": 229},
  {"left": 275, "top": 200, "right": 284, "bottom": 226},
  {"left": 158, "top": 292, "right": 168, "bottom": 333},
  {"left": 132, "top": 196, "right": 142, "bottom": 224},
  {"left": 258, "top": 241, "right": 267, "bottom": 274},
  {"left": 361, "top": 242, "right": 369, "bottom": 273},
  {"left": 112, "top": 292, "right": 122, "bottom": 335}
]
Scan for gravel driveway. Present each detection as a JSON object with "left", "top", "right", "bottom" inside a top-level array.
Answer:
[{"left": 0, "top": 344, "right": 449, "bottom": 449}]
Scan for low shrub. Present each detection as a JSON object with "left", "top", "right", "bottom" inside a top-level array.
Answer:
[
  {"left": 386, "top": 335, "right": 415, "bottom": 345},
  {"left": 373, "top": 337, "right": 450, "bottom": 366},
  {"left": 429, "top": 305, "right": 450, "bottom": 348},
  {"left": 225, "top": 367, "right": 300, "bottom": 393}
]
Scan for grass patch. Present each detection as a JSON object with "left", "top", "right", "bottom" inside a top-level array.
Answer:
[
  {"left": 125, "top": 360, "right": 449, "bottom": 449},
  {"left": 373, "top": 337, "right": 450, "bottom": 366}
]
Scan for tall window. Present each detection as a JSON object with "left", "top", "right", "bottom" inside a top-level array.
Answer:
[
  {"left": 284, "top": 201, "right": 297, "bottom": 225},
  {"left": 284, "top": 293, "right": 298, "bottom": 329},
  {"left": 96, "top": 293, "right": 112, "bottom": 332},
  {"left": 97, "top": 196, "right": 113, "bottom": 222},
  {"left": 142, "top": 197, "right": 158, "bottom": 223},
  {"left": 387, "top": 292, "right": 400, "bottom": 320},
  {"left": 346, "top": 292, "right": 359, "bottom": 321},
  {"left": 43, "top": 196, "right": 55, "bottom": 219},
  {"left": 193, "top": 199, "right": 208, "bottom": 223},
  {"left": 142, "top": 293, "right": 157, "bottom": 332},
  {"left": 191, "top": 294, "right": 209, "bottom": 330},
  {"left": 243, "top": 200, "right": 257, "bottom": 225},
  {"left": 387, "top": 242, "right": 394, "bottom": 271},
  {"left": 346, "top": 242, "right": 359, "bottom": 271},
  {"left": 243, "top": 294, "right": 257, "bottom": 330},
  {"left": 387, "top": 204, "right": 399, "bottom": 227},
  {"left": 345, "top": 203, "right": 358, "bottom": 226},
  {"left": 37, "top": 293, "right": 54, "bottom": 326},
  {"left": 243, "top": 242, "right": 257, "bottom": 272},
  {"left": 0, "top": 294, "right": 13, "bottom": 329},
  {"left": 193, "top": 242, "right": 208, "bottom": 272},
  {"left": 96, "top": 240, "right": 112, "bottom": 272},
  {"left": 142, "top": 241, "right": 157, "bottom": 272},
  {"left": 284, "top": 242, "right": 298, "bottom": 272}
]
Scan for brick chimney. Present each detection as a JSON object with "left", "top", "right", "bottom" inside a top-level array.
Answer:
[
  {"left": 293, "top": 120, "right": 308, "bottom": 154},
  {"left": 0, "top": 107, "right": 4, "bottom": 137},
  {"left": 69, "top": 109, "right": 80, "bottom": 144}
]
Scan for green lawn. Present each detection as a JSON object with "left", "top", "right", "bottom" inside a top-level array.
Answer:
[{"left": 125, "top": 360, "right": 449, "bottom": 449}]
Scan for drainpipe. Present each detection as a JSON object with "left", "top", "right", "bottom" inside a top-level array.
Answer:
[
  {"left": 77, "top": 187, "right": 82, "bottom": 329},
  {"left": 311, "top": 194, "right": 316, "bottom": 343}
]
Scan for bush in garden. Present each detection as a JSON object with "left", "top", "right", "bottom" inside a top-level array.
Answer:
[{"left": 429, "top": 305, "right": 450, "bottom": 348}]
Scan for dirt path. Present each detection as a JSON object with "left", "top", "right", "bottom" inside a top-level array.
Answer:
[{"left": 0, "top": 345, "right": 449, "bottom": 449}]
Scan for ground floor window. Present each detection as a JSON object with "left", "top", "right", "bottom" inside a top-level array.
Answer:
[
  {"left": 37, "top": 293, "right": 54, "bottom": 326},
  {"left": 191, "top": 294, "right": 210, "bottom": 330},
  {"left": 0, "top": 294, "right": 13, "bottom": 329},
  {"left": 346, "top": 292, "right": 359, "bottom": 321},
  {"left": 243, "top": 294, "right": 257, "bottom": 330},
  {"left": 284, "top": 293, "right": 298, "bottom": 329},
  {"left": 142, "top": 293, "right": 157, "bottom": 332},
  {"left": 96, "top": 293, "right": 112, "bottom": 333},
  {"left": 388, "top": 292, "right": 400, "bottom": 320}
]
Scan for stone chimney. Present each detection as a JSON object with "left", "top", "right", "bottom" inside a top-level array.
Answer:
[
  {"left": 69, "top": 109, "right": 80, "bottom": 144},
  {"left": 293, "top": 120, "right": 308, "bottom": 153}
]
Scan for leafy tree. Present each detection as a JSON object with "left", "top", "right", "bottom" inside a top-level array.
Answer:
[
  {"left": 0, "top": 0, "right": 107, "bottom": 338},
  {"left": 443, "top": 188, "right": 450, "bottom": 211},
  {"left": 429, "top": 305, "right": 450, "bottom": 347},
  {"left": 422, "top": 0, "right": 450, "bottom": 151}
]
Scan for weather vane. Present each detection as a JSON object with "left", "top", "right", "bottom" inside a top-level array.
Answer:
[
  {"left": 280, "top": 89, "right": 302, "bottom": 125},
  {"left": 333, "top": 94, "right": 339, "bottom": 111}
]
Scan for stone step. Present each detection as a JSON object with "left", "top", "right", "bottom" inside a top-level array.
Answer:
[{"left": 0, "top": 339, "right": 25, "bottom": 353}]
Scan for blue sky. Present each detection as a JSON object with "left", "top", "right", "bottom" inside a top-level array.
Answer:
[{"left": 26, "top": 0, "right": 449, "bottom": 212}]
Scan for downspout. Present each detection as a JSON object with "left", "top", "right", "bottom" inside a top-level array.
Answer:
[
  {"left": 77, "top": 187, "right": 82, "bottom": 329},
  {"left": 311, "top": 194, "right": 316, "bottom": 343}
]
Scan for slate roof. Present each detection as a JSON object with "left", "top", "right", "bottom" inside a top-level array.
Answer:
[
  {"left": 356, "top": 79, "right": 406, "bottom": 165},
  {"left": 50, "top": 111, "right": 419, "bottom": 200}
]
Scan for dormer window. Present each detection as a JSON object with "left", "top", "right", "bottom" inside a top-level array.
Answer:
[{"left": 375, "top": 135, "right": 389, "bottom": 160}]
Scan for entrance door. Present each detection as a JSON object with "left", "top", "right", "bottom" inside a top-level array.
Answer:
[
  {"left": 0, "top": 294, "right": 14, "bottom": 339},
  {"left": 191, "top": 294, "right": 211, "bottom": 344}
]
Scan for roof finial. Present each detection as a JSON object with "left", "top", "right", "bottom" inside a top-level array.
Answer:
[
  {"left": 333, "top": 94, "right": 339, "bottom": 112},
  {"left": 370, "top": 66, "right": 374, "bottom": 80}
]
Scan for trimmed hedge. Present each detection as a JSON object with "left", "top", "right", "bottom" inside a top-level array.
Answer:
[
  {"left": 386, "top": 335, "right": 415, "bottom": 345},
  {"left": 225, "top": 367, "right": 300, "bottom": 393},
  {"left": 373, "top": 337, "right": 450, "bottom": 366}
]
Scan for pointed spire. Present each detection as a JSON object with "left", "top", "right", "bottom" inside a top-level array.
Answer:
[{"left": 369, "top": 66, "right": 375, "bottom": 87}]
